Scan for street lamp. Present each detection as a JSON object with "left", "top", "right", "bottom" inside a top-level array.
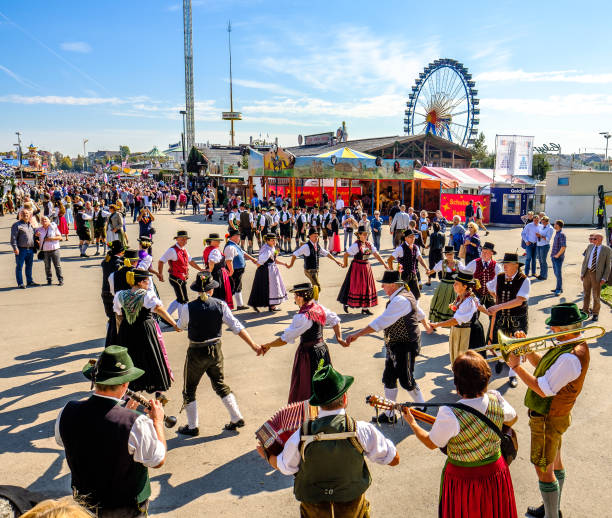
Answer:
[
  {"left": 15, "top": 131, "right": 23, "bottom": 183},
  {"left": 180, "top": 110, "right": 188, "bottom": 187},
  {"left": 600, "top": 132, "right": 611, "bottom": 171},
  {"left": 83, "top": 138, "right": 88, "bottom": 172}
]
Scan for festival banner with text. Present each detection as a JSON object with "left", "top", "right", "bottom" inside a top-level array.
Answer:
[{"left": 440, "top": 194, "right": 490, "bottom": 223}]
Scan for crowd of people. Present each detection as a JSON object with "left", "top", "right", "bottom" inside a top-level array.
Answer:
[{"left": 2, "top": 173, "right": 607, "bottom": 518}]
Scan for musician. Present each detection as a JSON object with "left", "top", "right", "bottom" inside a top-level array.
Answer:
[
  {"left": 55, "top": 346, "right": 166, "bottom": 517},
  {"left": 224, "top": 229, "right": 258, "bottom": 310},
  {"left": 402, "top": 351, "right": 518, "bottom": 518},
  {"left": 431, "top": 271, "right": 487, "bottom": 365},
  {"left": 101, "top": 240, "right": 126, "bottom": 347},
  {"left": 262, "top": 282, "right": 347, "bottom": 403},
  {"left": 387, "top": 229, "right": 428, "bottom": 300},
  {"left": 287, "top": 228, "right": 344, "bottom": 299},
  {"left": 346, "top": 271, "right": 433, "bottom": 423},
  {"left": 505, "top": 303, "right": 589, "bottom": 518},
  {"left": 257, "top": 364, "right": 399, "bottom": 517},
  {"left": 157, "top": 230, "right": 203, "bottom": 316},
  {"left": 486, "top": 252, "right": 531, "bottom": 388},
  {"left": 176, "top": 272, "right": 262, "bottom": 436}
]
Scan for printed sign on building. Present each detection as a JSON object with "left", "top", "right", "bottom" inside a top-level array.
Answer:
[{"left": 495, "top": 135, "right": 534, "bottom": 176}]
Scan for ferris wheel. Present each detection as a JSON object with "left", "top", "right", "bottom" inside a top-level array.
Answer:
[{"left": 404, "top": 58, "right": 479, "bottom": 147}]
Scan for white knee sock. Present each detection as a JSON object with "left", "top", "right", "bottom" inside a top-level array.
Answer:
[
  {"left": 508, "top": 368, "right": 516, "bottom": 377},
  {"left": 222, "top": 393, "right": 243, "bottom": 423},
  {"left": 234, "top": 291, "right": 244, "bottom": 307},
  {"left": 384, "top": 387, "right": 398, "bottom": 417},
  {"left": 167, "top": 300, "right": 179, "bottom": 315},
  {"left": 185, "top": 400, "right": 198, "bottom": 429},
  {"left": 408, "top": 386, "right": 426, "bottom": 404}
]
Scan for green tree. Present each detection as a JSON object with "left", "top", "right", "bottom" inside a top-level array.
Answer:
[
  {"left": 60, "top": 156, "right": 72, "bottom": 170},
  {"left": 469, "top": 132, "right": 488, "bottom": 165},
  {"left": 187, "top": 146, "right": 206, "bottom": 173},
  {"left": 119, "top": 145, "right": 130, "bottom": 159},
  {"left": 73, "top": 155, "right": 85, "bottom": 171},
  {"left": 532, "top": 154, "right": 551, "bottom": 181},
  {"left": 53, "top": 151, "right": 63, "bottom": 167}
]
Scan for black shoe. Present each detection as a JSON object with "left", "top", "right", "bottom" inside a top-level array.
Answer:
[
  {"left": 509, "top": 376, "right": 518, "bottom": 388},
  {"left": 58, "top": 281, "right": 64, "bottom": 286},
  {"left": 236, "top": 305, "right": 249, "bottom": 310},
  {"left": 361, "top": 309, "right": 373, "bottom": 315},
  {"left": 94, "top": 251, "right": 100, "bottom": 256},
  {"left": 269, "top": 306, "right": 281, "bottom": 312},
  {"left": 224, "top": 419, "right": 245, "bottom": 431},
  {"left": 27, "top": 282, "right": 39, "bottom": 287},
  {"left": 177, "top": 425, "right": 199, "bottom": 436},
  {"left": 591, "top": 314, "right": 599, "bottom": 322},
  {"left": 495, "top": 361, "right": 504, "bottom": 374},
  {"left": 371, "top": 413, "right": 397, "bottom": 424},
  {"left": 47, "top": 280, "right": 52, "bottom": 285},
  {"left": 526, "top": 503, "right": 563, "bottom": 518},
  {"left": 80, "top": 253, "right": 87, "bottom": 257},
  {"left": 18, "top": 284, "right": 25, "bottom": 289},
  {"left": 343, "top": 304, "right": 349, "bottom": 313},
  {"left": 251, "top": 306, "right": 260, "bottom": 313}
]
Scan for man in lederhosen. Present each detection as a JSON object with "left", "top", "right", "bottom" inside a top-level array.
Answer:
[
  {"left": 346, "top": 270, "right": 434, "bottom": 422},
  {"left": 321, "top": 205, "right": 332, "bottom": 250},
  {"left": 157, "top": 230, "right": 203, "bottom": 315},
  {"left": 387, "top": 229, "right": 428, "bottom": 300},
  {"left": 74, "top": 203, "right": 93, "bottom": 257},
  {"left": 295, "top": 206, "right": 308, "bottom": 248},
  {"left": 55, "top": 346, "right": 166, "bottom": 517},
  {"left": 224, "top": 229, "right": 258, "bottom": 310},
  {"left": 92, "top": 201, "right": 110, "bottom": 256},
  {"left": 486, "top": 252, "right": 531, "bottom": 388},
  {"left": 176, "top": 272, "right": 262, "bottom": 436},
  {"left": 238, "top": 203, "right": 254, "bottom": 254},
  {"left": 101, "top": 240, "right": 126, "bottom": 347},
  {"left": 287, "top": 227, "right": 343, "bottom": 299},
  {"left": 278, "top": 203, "right": 293, "bottom": 253},
  {"left": 256, "top": 207, "right": 269, "bottom": 249},
  {"left": 309, "top": 204, "right": 323, "bottom": 236}
]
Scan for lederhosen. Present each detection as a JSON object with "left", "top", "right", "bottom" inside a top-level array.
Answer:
[
  {"left": 310, "top": 213, "right": 322, "bottom": 234},
  {"left": 238, "top": 211, "right": 253, "bottom": 241},
  {"left": 93, "top": 210, "right": 107, "bottom": 239},
  {"left": 489, "top": 272, "right": 528, "bottom": 343},
  {"left": 303, "top": 241, "right": 321, "bottom": 293},
  {"left": 258, "top": 214, "right": 269, "bottom": 236},
  {"left": 168, "top": 245, "right": 189, "bottom": 304},
  {"left": 101, "top": 255, "right": 123, "bottom": 347},
  {"left": 296, "top": 214, "right": 306, "bottom": 241},
  {"left": 288, "top": 309, "right": 331, "bottom": 403},
  {"left": 398, "top": 243, "right": 421, "bottom": 299},
  {"left": 75, "top": 210, "right": 92, "bottom": 242},
  {"left": 321, "top": 213, "right": 331, "bottom": 240},
  {"left": 279, "top": 211, "right": 292, "bottom": 238},
  {"left": 382, "top": 289, "right": 421, "bottom": 392},
  {"left": 183, "top": 297, "right": 231, "bottom": 404}
]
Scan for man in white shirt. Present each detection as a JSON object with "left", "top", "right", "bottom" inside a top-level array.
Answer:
[
  {"left": 536, "top": 216, "right": 554, "bottom": 280},
  {"left": 256, "top": 364, "right": 399, "bottom": 516},
  {"left": 346, "top": 271, "right": 433, "bottom": 421},
  {"left": 390, "top": 204, "right": 411, "bottom": 247},
  {"left": 335, "top": 195, "right": 345, "bottom": 212},
  {"left": 55, "top": 346, "right": 166, "bottom": 515},
  {"left": 521, "top": 214, "right": 541, "bottom": 277},
  {"left": 37, "top": 216, "right": 64, "bottom": 286}
]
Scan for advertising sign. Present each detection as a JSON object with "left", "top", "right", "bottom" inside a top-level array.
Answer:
[
  {"left": 495, "top": 135, "right": 534, "bottom": 176},
  {"left": 440, "top": 193, "right": 490, "bottom": 223},
  {"left": 268, "top": 186, "right": 361, "bottom": 207},
  {"left": 304, "top": 132, "right": 333, "bottom": 146}
]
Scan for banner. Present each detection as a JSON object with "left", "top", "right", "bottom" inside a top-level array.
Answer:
[
  {"left": 268, "top": 186, "right": 361, "bottom": 207},
  {"left": 495, "top": 135, "right": 534, "bottom": 176},
  {"left": 440, "top": 194, "right": 490, "bottom": 223}
]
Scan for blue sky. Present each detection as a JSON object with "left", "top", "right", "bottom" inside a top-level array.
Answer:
[{"left": 1, "top": 0, "right": 611, "bottom": 157}]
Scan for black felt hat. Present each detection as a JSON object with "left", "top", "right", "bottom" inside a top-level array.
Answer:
[
  {"left": 482, "top": 242, "right": 497, "bottom": 254},
  {"left": 109, "top": 240, "right": 126, "bottom": 255},
  {"left": 454, "top": 271, "right": 476, "bottom": 286},
  {"left": 308, "top": 227, "right": 319, "bottom": 236},
  {"left": 174, "top": 230, "right": 190, "bottom": 240},
  {"left": 443, "top": 245, "right": 455, "bottom": 254},
  {"left": 124, "top": 249, "right": 139, "bottom": 260},
  {"left": 205, "top": 233, "right": 222, "bottom": 242},
  {"left": 228, "top": 228, "right": 240, "bottom": 237},
  {"left": 499, "top": 252, "right": 525, "bottom": 265},
  {"left": 289, "top": 282, "right": 314, "bottom": 293},
  {"left": 378, "top": 270, "right": 404, "bottom": 284},
  {"left": 357, "top": 225, "right": 368, "bottom": 234},
  {"left": 190, "top": 271, "right": 219, "bottom": 292},
  {"left": 403, "top": 229, "right": 417, "bottom": 238},
  {"left": 264, "top": 233, "right": 278, "bottom": 240}
]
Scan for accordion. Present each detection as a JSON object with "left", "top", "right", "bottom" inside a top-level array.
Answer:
[{"left": 256, "top": 400, "right": 318, "bottom": 456}]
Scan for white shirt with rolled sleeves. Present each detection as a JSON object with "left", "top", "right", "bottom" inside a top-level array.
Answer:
[
  {"left": 223, "top": 243, "right": 241, "bottom": 263},
  {"left": 346, "top": 241, "right": 377, "bottom": 256},
  {"left": 428, "top": 391, "right": 517, "bottom": 448},
  {"left": 464, "top": 259, "right": 502, "bottom": 276},
  {"left": 453, "top": 296, "right": 480, "bottom": 324},
  {"left": 54, "top": 394, "right": 166, "bottom": 468},
  {"left": 281, "top": 305, "right": 340, "bottom": 344},
  {"left": 486, "top": 272, "right": 531, "bottom": 300},
  {"left": 537, "top": 224, "right": 554, "bottom": 246},
  {"left": 369, "top": 287, "right": 426, "bottom": 332},
  {"left": 177, "top": 299, "right": 244, "bottom": 334},
  {"left": 391, "top": 243, "right": 421, "bottom": 260},
  {"left": 276, "top": 408, "right": 397, "bottom": 475},
  {"left": 207, "top": 248, "right": 223, "bottom": 264},
  {"left": 293, "top": 242, "right": 330, "bottom": 259},
  {"left": 159, "top": 245, "right": 192, "bottom": 263},
  {"left": 536, "top": 338, "right": 583, "bottom": 396}
]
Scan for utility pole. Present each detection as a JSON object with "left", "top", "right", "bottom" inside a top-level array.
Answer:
[
  {"left": 83, "top": 138, "right": 88, "bottom": 172},
  {"left": 15, "top": 131, "right": 23, "bottom": 183},
  {"left": 221, "top": 21, "right": 242, "bottom": 146},
  {"left": 182, "top": 0, "right": 195, "bottom": 153},
  {"left": 600, "top": 132, "right": 610, "bottom": 171}
]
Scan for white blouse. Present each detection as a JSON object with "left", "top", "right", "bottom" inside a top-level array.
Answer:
[
  {"left": 257, "top": 244, "right": 276, "bottom": 265},
  {"left": 207, "top": 248, "right": 223, "bottom": 263},
  {"left": 113, "top": 290, "right": 162, "bottom": 315},
  {"left": 432, "top": 259, "right": 463, "bottom": 273},
  {"left": 346, "top": 241, "right": 377, "bottom": 256},
  {"left": 453, "top": 296, "right": 480, "bottom": 324},
  {"left": 281, "top": 305, "right": 341, "bottom": 344}
]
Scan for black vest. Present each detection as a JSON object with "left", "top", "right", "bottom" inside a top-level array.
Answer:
[
  {"left": 384, "top": 289, "right": 420, "bottom": 347},
  {"left": 495, "top": 272, "right": 528, "bottom": 317},
  {"left": 187, "top": 296, "right": 224, "bottom": 342},
  {"left": 113, "top": 266, "right": 133, "bottom": 293},
  {"left": 310, "top": 214, "right": 322, "bottom": 229},
  {"left": 398, "top": 243, "right": 418, "bottom": 274},
  {"left": 101, "top": 255, "right": 123, "bottom": 294},
  {"left": 301, "top": 318, "right": 323, "bottom": 345},
  {"left": 304, "top": 241, "right": 320, "bottom": 270},
  {"left": 94, "top": 210, "right": 107, "bottom": 230},
  {"left": 59, "top": 396, "right": 150, "bottom": 509},
  {"left": 239, "top": 211, "right": 251, "bottom": 232}
]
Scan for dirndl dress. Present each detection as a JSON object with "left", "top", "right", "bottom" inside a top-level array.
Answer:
[
  {"left": 58, "top": 216, "right": 69, "bottom": 236},
  {"left": 248, "top": 246, "right": 288, "bottom": 308},
  {"left": 337, "top": 242, "right": 377, "bottom": 308},
  {"left": 429, "top": 273, "right": 457, "bottom": 322},
  {"left": 212, "top": 259, "right": 234, "bottom": 308},
  {"left": 115, "top": 290, "right": 174, "bottom": 393}
]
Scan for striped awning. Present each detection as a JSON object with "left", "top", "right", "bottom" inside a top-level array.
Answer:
[{"left": 315, "top": 147, "right": 376, "bottom": 159}]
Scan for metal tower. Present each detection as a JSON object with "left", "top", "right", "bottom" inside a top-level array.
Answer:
[
  {"left": 222, "top": 20, "right": 242, "bottom": 146},
  {"left": 183, "top": 0, "right": 195, "bottom": 153}
]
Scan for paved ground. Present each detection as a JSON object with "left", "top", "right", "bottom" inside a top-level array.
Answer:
[{"left": 0, "top": 209, "right": 610, "bottom": 517}]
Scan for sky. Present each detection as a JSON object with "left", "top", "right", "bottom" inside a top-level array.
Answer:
[{"left": 0, "top": 0, "right": 611, "bottom": 157}]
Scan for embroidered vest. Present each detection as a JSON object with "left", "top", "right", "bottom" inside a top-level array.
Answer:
[
  {"left": 495, "top": 272, "right": 528, "bottom": 317},
  {"left": 474, "top": 259, "right": 497, "bottom": 297},
  {"left": 383, "top": 289, "right": 420, "bottom": 347},
  {"left": 399, "top": 243, "right": 418, "bottom": 274},
  {"left": 168, "top": 245, "right": 189, "bottom": 280}
]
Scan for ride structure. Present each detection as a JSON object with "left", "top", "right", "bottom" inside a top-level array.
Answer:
[{"left": 404, "top": 58, "right": 479, "bottom": 147}]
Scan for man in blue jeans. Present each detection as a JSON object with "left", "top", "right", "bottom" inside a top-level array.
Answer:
[
  {"left": 521, "top": 214, "right": 541, "bottom": 277},
  {"left": 10, "top": 209, "right": 38, "bottom": 289},
  {"left": 550, "top": 219, "right": 567, "bottom": 296},
  {"left": 536, "top": 216, "right": 554, "bottom": 280}
]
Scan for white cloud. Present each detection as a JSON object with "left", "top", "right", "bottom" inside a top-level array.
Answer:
[
  {"left": 476, "top": 69, "right": 612, "bottom": 84},
  {"left": 0, "top": 65, "right": 40, "bottom": 89},
  {"left": 0, "top": 94, "right": 125, "bottom": 105},
  {"left": 231, "top": 79, "right": 302, "bottom": 97},
  {"left": 482, "top": 94, "right": 612, "bottom": 116},
  {"left": 60, "top": 41, "right": 92, "bottom": 53}
]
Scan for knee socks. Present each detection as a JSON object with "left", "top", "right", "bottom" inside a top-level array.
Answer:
[
  {"left": 408, "top": 386, "right": 425, "bottom": 404},
  {"left": 222, "top": 393, "right": 243, "bottom": 423},
  {"left": 539, "top": 480, "right": 560, "bottom": 518},
  {"left": 235, "top": 291, "right": 244, "bottom": 307},
  {"left": 555, "top": 469, "right": 565, "bottom": 507},
  {"left": 384, "top": 387, "right": 398, "bottom": 417},
  {"left": 185, "top": 400, "right": 198, "bottom": 429}
]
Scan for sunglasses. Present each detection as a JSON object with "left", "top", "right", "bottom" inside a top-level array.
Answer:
[{"left": 589, "top": 237, "right": 597, "bottom": 241}]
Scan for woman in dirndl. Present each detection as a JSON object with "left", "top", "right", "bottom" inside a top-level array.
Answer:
[
  {"left": 203, "top": 232, "right": 234, "bottom": 309},
  {"left": 57, "top": 201, "right": 70, "bottom": 240},
  {"left": 401, "top": 351, "right": 518, "bottom": 518},
  {"left": 430, "top": 271, "right": 486, "bottom": 365},
  {"left": 114, "top": 269, "right": 179, "bottom": 393},
  {"left": 248, "top": 233, "right": 289, "bottom": 312},
  {"left": 337, "top": 225, "right": 388, "bottom": 315},
  {"left": 427, "top": 245, "right": 464, "bottom": 322}
]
